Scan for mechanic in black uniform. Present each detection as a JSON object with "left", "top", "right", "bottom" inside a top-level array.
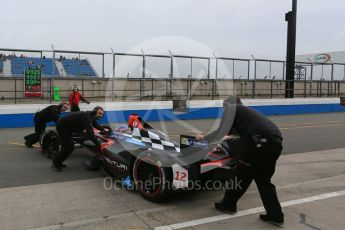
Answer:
[
  {"left": 196, "top": 96, "right": 284, "bottom": 226},
  {"left": 24, "top": 102, "right": 69, "bottom": 148},
  {"left": 52, "top": 106, "right": 106, "bottom": 171}
]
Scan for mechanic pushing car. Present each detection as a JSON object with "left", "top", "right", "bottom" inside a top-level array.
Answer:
[
  {"left": 52, "top": 106, "right": 106, "bottom": 171},
  {"left": 69, "top": 86, "right": 90, "bottom": 112},
  {"left": 196, "top": 96, "right": 284, "bottom": 226},
  {"left": 24, "top": 102, "right": 69, "bottom": 148}
]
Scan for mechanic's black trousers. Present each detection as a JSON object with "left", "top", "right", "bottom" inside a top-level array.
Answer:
[
  {"left": 70, "top": 104, "right": 80, "bottom": 112},
  {"left": 24, "top": 117, "right": 46, "bottom": 146},
  {"left": 223, "top": 141, "right": 284, "bottom": 218},
  {"left": 53, "top": 125, "right": 74, "bottom": 166}
]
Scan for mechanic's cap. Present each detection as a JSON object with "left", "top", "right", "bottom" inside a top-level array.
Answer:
[
  {"left": 223, "top": 96, "right": 242, "bottom": 105},
  {"left": 128, "top": 114, "right": 144, "bottom": 130},
  {"left": 93, "top": 106, "right": 104, "bottom": 112},
  {"left": 58, "top": 101, "right": 69, "bottom": 107}
]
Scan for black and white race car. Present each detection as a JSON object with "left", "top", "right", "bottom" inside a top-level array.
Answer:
[{"left": 40, "top": 114, "right": 238, "bottom": 202}]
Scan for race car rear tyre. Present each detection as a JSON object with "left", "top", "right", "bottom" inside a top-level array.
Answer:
[
  {"left": 133, "top": 155, "right": 172, "bottom": 202},
  {"left": 40, "top": 130, "right": 60, "bottom": 159}
]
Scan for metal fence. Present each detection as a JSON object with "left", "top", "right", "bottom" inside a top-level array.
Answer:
[
  {"left": 2, "top": 47, "right": 345, "bottom": 80},
  {"left": 1, "top": 76, "right": 345, "bottom": 104},
  {"left": 1, "top": 47, "right": 345, "bottom": 104}
]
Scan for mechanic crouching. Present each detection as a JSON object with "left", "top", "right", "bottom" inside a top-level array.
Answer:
[
  {"left": 196, "top": 96, "right": 284, "bottom": 226},
  {"left": 52, "top": 106, "right": 106, "bottom": 171},
  {"left": 24, "top": 102, "right": 69, "bottom": 148}
]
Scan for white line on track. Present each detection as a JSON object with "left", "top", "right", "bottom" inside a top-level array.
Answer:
[
  {"left": 28, "top": 207, "right": 169, "bottom": 230},
  {"left": 28, "top": 189, "right": 345, "bottom": 230},
  {"left": 154, "top": 189, "right": 345, "bottom": 230}
]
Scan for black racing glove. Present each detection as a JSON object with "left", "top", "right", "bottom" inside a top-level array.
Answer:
[
  {"left": 95, "top": 142, "right": 102, "bottom": 153},
  {"left": 99, "top": 129, "right": 107, "bottom": 135}
]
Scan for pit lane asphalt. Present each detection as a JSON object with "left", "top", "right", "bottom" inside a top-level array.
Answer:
[{"left": 0, "top": 112, "right": 345, "bottom": 189}]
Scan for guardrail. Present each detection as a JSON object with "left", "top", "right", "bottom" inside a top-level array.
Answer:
[{"left": 1, "top": 98, "right": 345, "bottom": 128}]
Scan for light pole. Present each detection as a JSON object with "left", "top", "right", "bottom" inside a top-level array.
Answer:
[{"left": 285, "top": 0, "right": 297, "bottom": 98}]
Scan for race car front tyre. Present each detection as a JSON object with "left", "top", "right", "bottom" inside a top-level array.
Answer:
[
  {"left": 133, "top": 155, "right": 172, "bottom": 202},
  {"left": 40, "top": 130, "right": 60, "bottom": 159}
]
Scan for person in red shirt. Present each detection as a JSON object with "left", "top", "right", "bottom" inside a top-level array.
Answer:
[{"left": 69, "top": 87, "right": 89, "bottom": 112}]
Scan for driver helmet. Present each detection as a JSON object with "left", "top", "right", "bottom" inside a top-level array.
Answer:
[{"left": 128, "top": 114, "right": 144, "bottom": 130}]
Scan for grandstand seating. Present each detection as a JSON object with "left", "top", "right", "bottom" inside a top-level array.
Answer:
[
  {"left": 0, "top": 59, "right": 3, "bottom": 73},
  {"left": 61, "top": 59, "right": 96, "bottom": 76},
  {"left": 8, "top": 56, "right": 96, "bottom": 77},
  {"left": 11, "top": 57, "right": 59, "bottom": 76}
]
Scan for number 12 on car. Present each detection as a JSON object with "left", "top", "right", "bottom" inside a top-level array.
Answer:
[{"left": 172, "top": 163, "right": 189, "bottom": 189}]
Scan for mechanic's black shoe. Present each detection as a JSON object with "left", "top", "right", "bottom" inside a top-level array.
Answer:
[
  {"left": 215, "top": 201, "right": 237, "bottom": 214},
  {"left": 25, "top": 141, "right": 33, "bottom": 148},
  {"left": 259, "top": 214, "right": 284, "bottom": 227},
  {"left": 52, "top": 161, "right": 62, "bottom": 172},
  {"left": 61, "top": 163, "right": 67, "bottom": 168}
]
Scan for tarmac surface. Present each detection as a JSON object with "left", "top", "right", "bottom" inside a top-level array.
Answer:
[{"left": 0, "top": 112, "right": 345, "bottom": 229}]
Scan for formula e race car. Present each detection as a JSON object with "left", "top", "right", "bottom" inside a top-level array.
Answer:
[{"left": 40, "top": 114, "right": 238, "bottom": 202}]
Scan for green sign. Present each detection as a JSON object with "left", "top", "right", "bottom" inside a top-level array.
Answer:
[
  {"left": 53, "top": 86, "right": 61, "bottom": 101},
  {"left": 24, "top": 69, "right": 42, "bottom": 97},
  {"left": 314, "top": 53, "right": 331, "bottom": 63}
]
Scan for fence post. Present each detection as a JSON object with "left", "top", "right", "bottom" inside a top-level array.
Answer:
[
  {"left": 139, "top": 78, "right": 142, "bottom": 101},
  {"left": 190, "top": 79, "right": 192, "bottom": 100},
  {"left": 14, "top": 78, "right": 17, "bottom": 104},
  {"left": 212, "top": 80, "right": 215, "bottom": 100},
  {"left": 270, "top": 80, "right": 273, "bottom": 98},
  {"left": 112, "top": 53, "right": 115, "bottom": 101},
  {"left": 190, "top": 58, "right": 193, "bottom": 79},
  {"left": 207, "top": 58, "right": 211, "bottom": 79},
  {"left": 151, "top": 79, "right": 154, "bottom": 100},
  {"left": 165, "top": 79, "right": 168, "bottom": 101},
  {"left": 169, "top": 50, "right": 173, "bottom": 80},
  {"left": 190, "top": 79, "right": 193, "bottom": 100},
  {"left": 186, "top": 78, "right": 189, "bottom": 100},
  {"left": 81, "top": 78, "right": 84, "bottom": 96},
  {"left": 304, "top": 78, "right": 307, "bottom": 98},
  {"left": 247, "top": 60, "right": 250, "bottom": 80},
  {"left": 327, "top": 81, "right": 330, "bottom": 96},
  {"left": 170, "top": 79, "right": 172, "bottom": 100},
  {"left": 102, "top": 54, "right": 105, "bottom": 78},
  {"left": 319, "top": 80, "right": 322, "bottom": 97},
  {"left": 215, "top": 58, "right": 219, "bottom": 79},
  {"left": 142, "top": 52, "right": 146, "bottom": 79},
  {"left": 331, "top": 64, "right": 334, "bottom": 96},
  {"left": 232, "top": 60, "right": 235, "bottom": 80},
  {"left": 48, "top": 78, "right": 51, "bottom": 103},
  {"left": 252, "top": 60, "right": 257, "bottom": 98}
]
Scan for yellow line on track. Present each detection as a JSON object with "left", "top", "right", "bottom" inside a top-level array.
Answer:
[
  {"left": 167, "top": 122, "right": 345, "bottom": 136},
  {"left": 1, "top": 121, "right": 345, "bottom": 145},
  {"left": 6, "top": 142, "right": 39, "bottom": 147},
  {"left": 280, "top": 123, "right": 345, "bottom": 130},
  {"left": 7, "top": 142, "right": 26, "bottom": 146},
  {"left": 278, "top": 120, "right": 345, "bottom": 127},
  {"left": 0, "top": 147, "right": 29, "bottom": 151}
]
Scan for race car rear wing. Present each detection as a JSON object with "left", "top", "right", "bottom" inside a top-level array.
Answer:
[
  {"left": 180, "top": 134, "right": 209, "bottom": 150},
  {"left": 179, "top": 134, "right": 209, "bottom": 160}
]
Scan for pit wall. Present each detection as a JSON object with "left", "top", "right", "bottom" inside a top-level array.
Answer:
[{"left": 0, "top": 98, "right": 344, "bottom": 128}]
